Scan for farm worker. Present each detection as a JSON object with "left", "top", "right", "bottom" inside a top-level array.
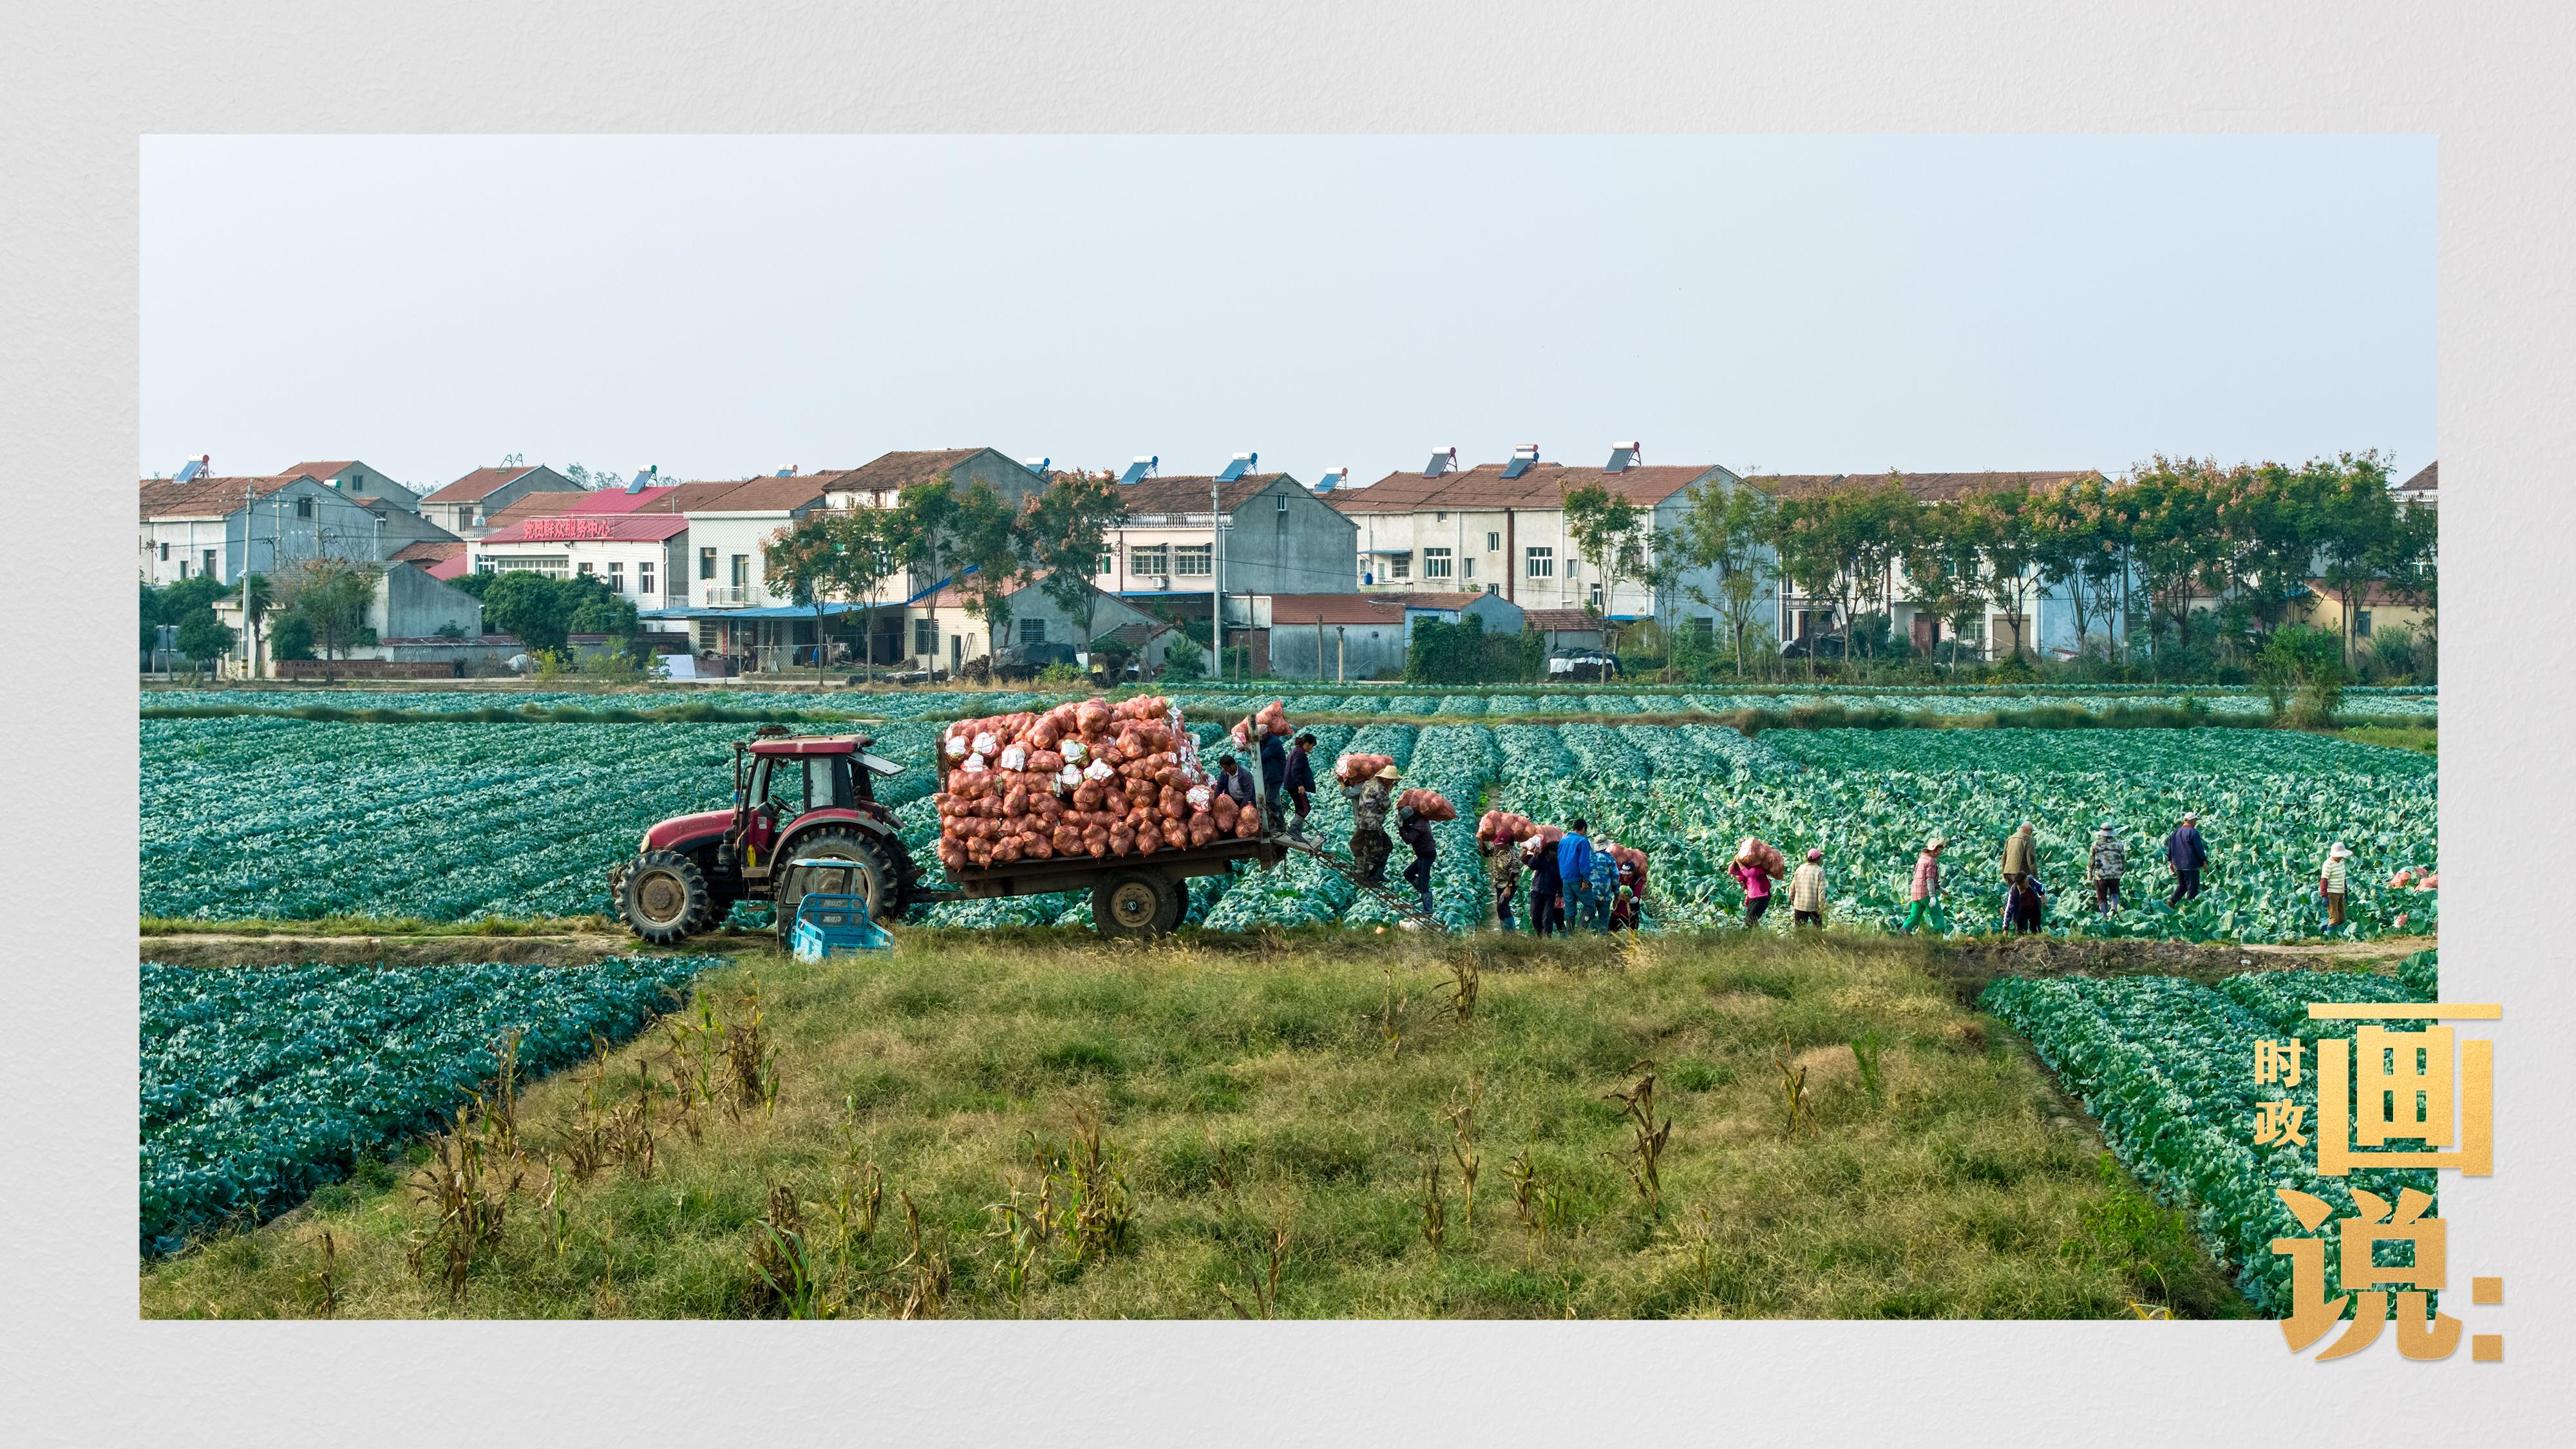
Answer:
[
  {"left": 2088, "top": 824, "right": 2126, "bottom": 914},
  {"left": 1483, "top": 830, "right": 1525, "bottom": 932},
  {"left": 1346, "top": 764, "right": 1397, "bottom": 887},
  {"left": 1609, "top": 854, "right": 1643, "bottom": 931},
  {"left": 1525, "top": 831, "right": 1564, "bottom": 936},
  {"left": 1788, "top": 848, "right": 1828, "bottom": 928},
  {"left": 2006, "top": 872, "right": 2045, "bottom": 934},
  {"left": 1557, "top": 819, "right": 1598, "bottom": 931},
  {"left": 1282, "top": 734, "right": 1319, "bottom": 839},
  {"left": 2165, "top": 812, "right": 2208, "bottom": 905},
  {"left": 2001, "top": 820, "right": 2037, "bottom": 887},
  {"left": 1584, "top": 840, "right": 1622, "bottom": 932},
  {"left": 1258, "top": 726, "right": 1289, "bottom": 830},
  {"left": 2318, "top": 842, "right": 2353, "bottom": 930},
  {"left": 1901, "top": 835, "right": 1949, "bottom": 934},
  {"left": 1397, "top": 802, "right": 1439, "bottom": 915},
  {"left": 1730, "top": 844, "right": 1776, "bottom": 929},
  {"left": 1217, "top": 755, "right": 1257, "bottom": 811}
]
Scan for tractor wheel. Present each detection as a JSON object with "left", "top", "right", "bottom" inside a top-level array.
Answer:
[
  {"left": 620, "top": 850, "right": 712, "bottom": 945},
  {"left": 1092, "top": 869, "right": 1180, "bottom": 941},
  {"left": 773, "top": 829, "right": 904, "bottom": 936}
]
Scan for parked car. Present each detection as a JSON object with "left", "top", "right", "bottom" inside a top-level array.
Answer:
[
  {"left": 1780, "top": 633, "right": 1848, "bottom": 661},
  {"left": 1546, "top": 647, "right": 1620, "bottom": 681}
]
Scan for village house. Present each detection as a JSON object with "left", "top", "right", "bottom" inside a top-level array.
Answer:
[
  {"left": 140, "top": 468, "right": 448, "bottom": 587},
  {"left": 1242, "top": 593, "right": 1409, "bottom": 682},
  {"left": 898, "top": 571, "right": 1164, "bottom": 677},
  {"left": 1094, "top": 459, "right": 1357, "bottom": 617},
  {"left": 279, "top": 460, "right": 422, "bottom": 511},
  {"left": 419, "top": 463, "right": 584, "bottom": 538},
  {"left": 1329, "top": 444, "right": 1743, "bottom": 627}
]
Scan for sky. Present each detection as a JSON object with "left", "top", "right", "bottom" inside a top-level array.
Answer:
[{"left": 140, "top": 135, "right": 2434, "bottom": 493}]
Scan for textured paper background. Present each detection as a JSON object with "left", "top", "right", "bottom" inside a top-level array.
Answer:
[{"left": 3, "top": 2, "right": 2566, "bottom": 1441}]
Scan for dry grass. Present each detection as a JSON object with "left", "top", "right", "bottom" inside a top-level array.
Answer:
[{"left": 140, "top": 929, "right": 2246, "bottom": 1320}]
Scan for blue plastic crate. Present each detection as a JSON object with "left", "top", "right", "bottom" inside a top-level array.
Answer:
[{"left": 789, "top": 893, "right": 893, "bottom": 960}]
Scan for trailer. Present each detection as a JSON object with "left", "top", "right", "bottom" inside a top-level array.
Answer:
[{"left": 911, "top": 835, "right": 1293, "bottom": 940}]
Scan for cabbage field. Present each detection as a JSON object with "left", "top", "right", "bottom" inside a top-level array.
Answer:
[
  {"left": 141, "top": 955, "right": 711, "bottom": 1253},
  {"left": 141, "top": 712, "right": 2432, "bottom": 943},
  {"left": 1978, "top": 954, "right": 2439, "bottom": 1314}
]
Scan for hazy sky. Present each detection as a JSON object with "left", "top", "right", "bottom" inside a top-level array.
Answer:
[{"left": 141, "top": 135, "right": 2433, "bottom": 491}]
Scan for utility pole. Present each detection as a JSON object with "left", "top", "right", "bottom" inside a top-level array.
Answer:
[
  {"left": 241, "top": 477, "right": 255, "bottom": 681},
  {"left": 1211, "top": 474, "right": 1224, "bottom": 682}
]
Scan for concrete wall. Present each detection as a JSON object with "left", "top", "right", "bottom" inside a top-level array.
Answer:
[
  {"left": 378, "top": 562, "right": 484, "bottom": 639},
  {"left": 1269, "top": 620, "right": 1406, "bottom": 681},
  {"left": 1215, "top": 476, "right": 1358, "bottom": 596}
]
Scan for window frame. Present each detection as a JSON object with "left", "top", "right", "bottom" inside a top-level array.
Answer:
[
  {"left": 1421, "top": 547, "right": 1454, "bottom": 580},
  {"left": 1525, "top": 546, "right": 1554, "bottom": 579},
  {"left": 1130, "top": 544, "right": 1171, "bottom": 576},
  {"left": 1173, "top": 544, "right": 1213, "bottom": 578}
]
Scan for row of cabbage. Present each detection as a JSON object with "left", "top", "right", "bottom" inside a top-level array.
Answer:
[
  {"left": 141, "top": 955, "right": 710, "bottom": 1253},
  {"left": 142, "top": 683, "right": 2438, "bottom": 721},
  {"left": 1978, "top": 963, "right": 2438, "bottom": 1313},
  {"left": 1497, "top": 727, "right": 2434, "bottom": 942}
]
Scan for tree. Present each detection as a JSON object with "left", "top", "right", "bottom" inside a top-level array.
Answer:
[
  {"left": 1160, "top": 634, "right": 1206, "bottom": 682},
  {"left": 762, "top": 513, "right": 885, "bottom": 688},
  {"left": 1024, "top": 469, "right": 1130, "bottom": 660},
  {"left": 1766, "top": 491, "right": 1850, "bottom": 676},
  {"left": 1676, "top": 478, "right": 1776, "bottom": 676},
  {"left": 947, "top": 481, "right": 1034, "bottom": 665},
  {"left": 174, "top": 611, "right": 236, "bottom": 665},
  {"left": 890, "top": 478, "right": 960, "bottom": 673},
  {"left": 2256, "top": 622, "right": 2347, "bottom": 726},
  {"left": 1898, "top": 499, "right": 1989, "bottom": 667},
  {"left": 478, "top": 570, "right": 574, "bottom": 652},
  {"left": 2304, "top": 453, "right": 2413, "bottom": 667},
  {"left": 2119, "top": 459, "right": 2228, "bottom": 680},
  {"left": 1843, "top": 478, "right": 1918, "bottom": 659},
  {"left": 2029, "top": 478, "right": 2121, "bottom": 660},
  {"left": 283, "top": 558, "right": 380, "bottom": 677},
  {"left": 1561, "top": 482, "right": 1648, "bottom": 650},
  {"left": 1962, "top": 486, "right": 2043, "bottom": 661}
]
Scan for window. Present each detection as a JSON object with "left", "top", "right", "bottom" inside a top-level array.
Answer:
[
  {"left": 2355, "top": 609, "right": 2374, "bottom": 637},
  {"left": 639, "top": 561, "right": 655, "bottom": 596},
  {"left": 176, "top": 561, "right": 188, "bottom": 579},
  {"left": 699, "top": 547, "right": 717, "bottom": 580},
  {"left": 1435, "top": 510, "right": 1448, "bottom": 522},
  {"left": 914, "top": 618, "right": 937, "bottom": 655},
  {"left": 730, "top": 554, "right": 750, "bottom": 589},
  {"left": 203, "top": 549, "right": 218, "bottom": 577},
  {"left": 1173, "top": 544, "right": 1211, "bottom": 577},
  {"left": 1130, "top": 544, "right": 1170, "bottom": 576},
  {"left": 578, "top": 561, "right": 596, "bottom": 576},
  {"left": 1388, "top": 553, "right": 1411, "bottom": 581},
  {"left": 1525, "top": 547, "right": 1554, "bottom": 579},
  {"left": 1422, "top": 547, "right": 1454, "bottom": 580},
  {"left": 1692, "top": 616, "right": 1716, "bottom": 642},
  {"left": 1018, "top": 618, "right": 1047, "bottom": 644},
  {"left": 1486, "top": 531, "right": 1500, "bottom": 552},
  {"left": 1589, "top": 583, "right": 1604, "bottom": 611},
  {"left": 697, "top": 620, "right": 719, "bottom": 652},
  {"left": 608, "top": 562, "right": 625, "bottom": 592},
  {"left": 1096, "top": 545, "right": 1115, "bottom": 575},
  {"left": 1462, "top": 556, "right": 1476, "bottom": 581},
  {"left": 295, "top": 497, "right": 314, "bottom": 519},
  {"left": 482, "top": 555, "right": 570, "bottom": 577},
  {"left": 158, "top": 542, "right": 169, "bottom": 560}
]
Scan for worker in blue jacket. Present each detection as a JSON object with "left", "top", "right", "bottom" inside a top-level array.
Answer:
[
  {"left": 1557, "top": 819, "right": 1597, "bottom": 933},
  {"left": 1258, "top": 726, "right": 1289, "bottom": 831}
]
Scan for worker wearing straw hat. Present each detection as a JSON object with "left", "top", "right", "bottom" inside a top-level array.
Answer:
[{"left": 2318, "top": 842, "right": 2353, "bottom": 931}]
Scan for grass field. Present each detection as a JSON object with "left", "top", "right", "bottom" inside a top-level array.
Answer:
[{"left": 142, "top": 929, "right": 2247, "bottom": 1320}]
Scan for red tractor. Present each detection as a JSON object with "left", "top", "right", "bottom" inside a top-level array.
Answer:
[{"left": 612, "top": 726, "right": 919, "bottom": 944}]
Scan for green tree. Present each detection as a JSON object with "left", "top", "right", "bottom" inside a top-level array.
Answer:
[
  {"left": 268, "top": 615, "right": 316, "bottom": 661},
  {"left": 2118, "top": 459, "right": 2228, "bottom": 680},
  {"left": 1561, "top": 482, "right": 1648, "bottom": 649},
  {"left": 174, "top": 611, "right": 236, "bottom": 665},
  {"left": 1024, "top": 469, "right": 1130, "bottom": 659},
  {"left": 284, "top": 558, "right": 381, "bottom": 677},
  {"left": 2030, "top": 478, "right": 2121, "bottom": 661},
  {"left": 1899, "top": 499, "right": 1987, "bottom": 667},
  {"left": 478, "top": 570, "right": 575, "bottom": 652},
  {"left": 949, "top": 481, "right": 1034, "bottom": 665},
  {"left": 1963, "top": 486, "right": 2043, "bottom": 661},
  {"left": 1676, "top": 478, "right": 1776, "bottom": 676},
  {"left": 2257, "top": 622, "right": 2347, "bottom": 726},
  {"left": 2303, "top": 453, "right": 2414, "bottom": 667},
  {"left": 1160, "top": 634, "right": 1206, "bottom": 682},
  {"left": 891, "top": 478, "right": 960, "bottom": 672}
]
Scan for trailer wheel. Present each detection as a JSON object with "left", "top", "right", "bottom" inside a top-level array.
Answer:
[
  {"left": 1093, "top": 869, "right": 1179, "bottom": 940},
  {"left": 620, "top": 850, "right": 712, "bottom": 945}
]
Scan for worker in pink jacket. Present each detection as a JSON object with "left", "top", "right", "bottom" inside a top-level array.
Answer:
[{"left": 1902, "top": 834, "right": 1950, "bottom": 933}]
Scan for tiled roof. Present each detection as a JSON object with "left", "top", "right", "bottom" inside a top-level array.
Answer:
[
  {"left": 390, "top": 541, "right": 465, "bottom": 565},
  {"left": 281, "top": 460, "right": 359, "bottom": 480},
  {"left": 480, "top": 493, "right": 583, "bottom": 528},
  {"left": 1748, "top": 470, "right": 2099, "bottom": 503},
  {"left": 139, "top": 473, "right": 316, "bottom": 520},
  {"left": 1524, "top": 609, "right": 1603, "bottom": 632},
  {"left": 1262, "top": 593, "right": 1405, "bottom": 625},
  {"left": 840, "top": 449, "right": 993, "bottom": 495},
  {"left": 422, "top": 466, "right": 540, "bottom": 503},
  {"left": 475, "top": 515, "right": 691, "bottom": 544},
  {"left": 1330, "top": 460, "right": 1716, "bottom": 513},
  {"left": 1373, "top": 591, "right": 1493, "bottom": 612},
  {"left": 679, "top": 475, "right": 833, "bottom": 513},
  {"left": 1115, "top": 472, "right": 1296, "bottom": 517},
  {"left": 2399, "top": 460, "right": 2438, "bottom": 493}
]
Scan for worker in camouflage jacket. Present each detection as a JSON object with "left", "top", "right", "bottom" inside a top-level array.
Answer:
[
  {"left": 1346, "top": 764, "right": 1397, "bottom": 886},
  {"left": 2088, "top": 824, "right": 2126, "bottom": 914}
]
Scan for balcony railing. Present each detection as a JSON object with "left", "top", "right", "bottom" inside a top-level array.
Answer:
[{"left": 701, "top": 585, "right": 756, "bottom": 607}]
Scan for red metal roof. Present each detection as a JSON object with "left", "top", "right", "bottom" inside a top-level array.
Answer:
[{"left": 476, "top": 514, "right": 690, "bottom": 544}]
